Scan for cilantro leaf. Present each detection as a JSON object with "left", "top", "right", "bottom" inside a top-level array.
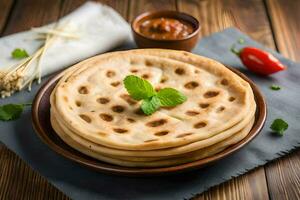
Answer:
[
  {"left": 11, "top": 48, "right": 29, "bottom": 59},
  {"left": 157, "top": 88, "right": 187, "bottom": 107},
  {"left": 123, "top": 75, "right": 156, "bottom": 100},
  {"left": 270, "top": 118, "right": 288, "bottom": 136},
  {"left": 270, "top": 85, "right": 281, "bottom": 91},
  {"left": 141, "top": 96, "right": 161, "bottom": 115}
]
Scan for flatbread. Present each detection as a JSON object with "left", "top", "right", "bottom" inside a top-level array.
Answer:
[
  {"left": 51, "top": 49, "right": 254, "bottom": 150},
  {"left": 50, "top": 97, "right": 255, "bottom": 157},
  {"left": 51, "top": 113, "right": 254, "bottom": 167},
  {"left": 51, "top": 113, "right": 254, "bottom": 162}
]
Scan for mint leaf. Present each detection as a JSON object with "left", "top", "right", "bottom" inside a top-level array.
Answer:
[
  {"left": 157, "top": 88, "right": 187, "bottom": 107},
  {"left": 270, "top": 85, "right": 281, "bottom": 91},
  {"left": 123, "top": 75, "right": 156, "bottom": 100},
  {"left": 270, "top": 118, "right": 288, "bottom": 136},
  {"left": 123, "top": 75, "right": 187, "bottom": 115},
  {"left": 11, "top": 48, "right": 29, "bottom": 59},
  {"left": 141, "top": 96, "right": 161, "bottom": 115}
]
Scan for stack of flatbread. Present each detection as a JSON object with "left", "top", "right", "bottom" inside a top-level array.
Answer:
[{"left": 50, "top": 49, "right": 256, "bottom": 167}]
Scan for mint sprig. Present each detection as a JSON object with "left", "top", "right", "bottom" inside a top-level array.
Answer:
[
  {"left": 0, "top": 103, "right": 31, "bottom": 121},
  {"left": 11, "top": 48, "right": 29, "bottom": 59},
  {"left": 141, "top": 96, "right": 161, "bottom": 115},
  {"left": 157, "top": 88, "right": 187, "bottom": 106},
  {"left": 124, "top": 75, "right": 155, "bottom": 100},
  {"left": 123, "top": 75, "right": 187, "bottom": 115}
]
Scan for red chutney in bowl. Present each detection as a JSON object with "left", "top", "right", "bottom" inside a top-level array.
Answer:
[
  {"left": 138, "top": 17, "right": 194, "bottom": 40},
  {"left": 132, "top": 10, "right": 200, "bottom": 51}
]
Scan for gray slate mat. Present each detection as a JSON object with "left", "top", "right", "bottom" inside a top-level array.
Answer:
[{"left": 0, "top": 28, "right": 299, "bottom": 200}]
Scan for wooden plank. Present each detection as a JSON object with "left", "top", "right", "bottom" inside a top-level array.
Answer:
[
  {"left": 192, "top": 169, "right": 269, "bottom": 200},
  {"left": 0, "top": 146, "right": 69, "bottom": 200},
  {"left": 177, "top": 0, "right": 273, "bottom": 199},
  {"left": 60, "top": 0, "right": 129, "bottom": 20},
  {"left": 2, "top": 0, "right": 61, "bottom": 35},
  {"left": 0, "top": 0, "right": 14, "bottom": 33},
  {"left": 265, "top": 1, "right": 300, "bottom": 199},
  {"left": 177, "top": 0, "right": 275, "bottom": 48},
  {"left": 265, "top": 151, "right": 300, "bottom": 200},
  {"left": 128, "top": 0, "right": 177, "bottom": 22},
  {"left": 265, "top": 0, "right": 300, "bottom": 61},
  {"left": 0, "top": 0, "right": 68, "bottom": 199}
]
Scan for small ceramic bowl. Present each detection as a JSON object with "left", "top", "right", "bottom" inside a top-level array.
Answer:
[{"left": 131, "top": 10, "right": 200, "bottom": 51}]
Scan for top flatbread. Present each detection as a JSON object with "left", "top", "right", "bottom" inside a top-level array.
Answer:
[{"left": 51, "top": 49, "right": 254, "bottom": 150}]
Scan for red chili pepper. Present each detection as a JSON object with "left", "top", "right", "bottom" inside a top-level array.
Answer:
[{"left": 232, "top": 46, "right": 286, "bottom": 75}]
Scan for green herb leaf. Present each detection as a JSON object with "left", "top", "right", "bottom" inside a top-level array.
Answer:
[
  {"left": 123, "top": 75, "right": 187, "bottom": 115},
  {"left": 238, "top": 38, "right": 245, "bottom": 44},
  {"left": 141, "top": 96, "right": 161, "bottom": 115},
  {"left": 270, "top": 118, "right": 288, "bottom": 136},
  {"left": 270, "top": 85, "right": 281, "bottom": 91},
  {"left": 123, "top": 75, "right": 156, "bottom": 100},
  {"left": 0, "top": 103, "right": 30, "bottom": 121},
  {"left": 11, "top": 48, "right": 29, "bottom": 59},
  {"left": 157, "top": 88, "right": 187, "bottom": 107}
]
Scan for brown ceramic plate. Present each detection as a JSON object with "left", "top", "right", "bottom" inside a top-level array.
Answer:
[{"left": 32, "top": 67, "right": 266, "bottom": 176}]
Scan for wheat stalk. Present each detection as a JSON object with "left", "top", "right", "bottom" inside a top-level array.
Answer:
[{"left": 0, "top": 22, "right": 78, "bottom": 98}]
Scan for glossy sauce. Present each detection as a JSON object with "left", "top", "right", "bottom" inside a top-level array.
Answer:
[{"left": 138, "top": 17, "right": 194, "bottom": 40}]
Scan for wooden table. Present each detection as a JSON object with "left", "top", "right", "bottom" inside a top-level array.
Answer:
[{"left": 0, "top": 0, "right": 299, "bottom": 199}]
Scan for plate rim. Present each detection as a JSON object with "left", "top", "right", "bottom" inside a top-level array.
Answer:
[{"left": 32, "top": 67, "right": 267, "bottom": 176}]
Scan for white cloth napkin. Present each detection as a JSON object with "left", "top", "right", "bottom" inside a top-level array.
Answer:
[{"left": 0, "top": 1, "right": 131, "bottom": 77}]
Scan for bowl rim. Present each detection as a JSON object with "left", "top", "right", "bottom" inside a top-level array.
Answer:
[
  {"left": 32, "top": 66, "right": 266, "bottom": 176},
  {"left": 131, "top": 10, "right": 201, "bottom": 42}
]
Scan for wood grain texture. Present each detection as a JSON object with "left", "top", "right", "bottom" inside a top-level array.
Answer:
[
  {"left": 0, "top": 146, "right": 69, "bottom": 200},
  {"left": 266, "top": 151, "right": 300, "bottom": 200},
  {"left": 60, "top": 0, "right": 128, "bottom": 19},
  {"left": 177, "top": 0, "right": 273, "bottom": 199},
  {"left": 266, "top": 0, "right": 300, "bottom": 61},
  {"left": 192, "top": 169, "right": 269, "bottom": 200},
  {"left": 177, "top": 0, "right": 275, "bottom": 48},
  {"left": 128, "top": 0, "right": 177, "bottom": 22},
  {"left": 0, "top": 0, "right": 14, "bottom": 33},
  {"left": 2, "top": 0, "right": 61, "bottom": 35}
]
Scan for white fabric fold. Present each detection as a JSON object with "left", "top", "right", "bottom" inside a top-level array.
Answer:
[{"left": 0, "top": 1, "right": 131, "bottom": 77}]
